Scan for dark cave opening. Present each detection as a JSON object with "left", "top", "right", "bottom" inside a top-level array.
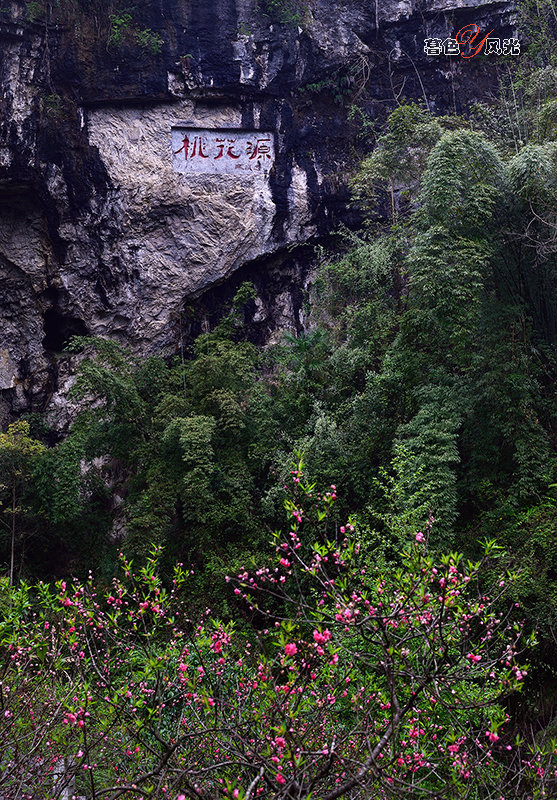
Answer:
[{"left": 42, "top": 308, "right": 88, "bottom": 352}]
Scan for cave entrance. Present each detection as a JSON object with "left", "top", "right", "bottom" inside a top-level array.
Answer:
[{"left": 42, "top": 308, "right": 87, "bottom": 352}]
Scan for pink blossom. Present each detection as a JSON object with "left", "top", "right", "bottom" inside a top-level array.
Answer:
[
  {"left": 415, "top": 532, "right": 425, "bottom": 543},
  {"left": 276, "top": 773, "right": 286, "bottom": 785},
  {"left": 284, "top": 643, "right": 297, "bottom": 656}
]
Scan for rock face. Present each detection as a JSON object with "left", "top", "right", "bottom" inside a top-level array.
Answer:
[{"left": 0, "top": 0, "right": 517, "bottom": 421}]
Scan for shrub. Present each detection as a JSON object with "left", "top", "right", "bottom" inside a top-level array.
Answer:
[{"left": 0, "top": 466, "right": 546, "bottom": 798}]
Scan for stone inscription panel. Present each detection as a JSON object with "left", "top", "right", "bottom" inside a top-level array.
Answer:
[{"left": 171, "top": 127, "right": 275, "bottom": 175}]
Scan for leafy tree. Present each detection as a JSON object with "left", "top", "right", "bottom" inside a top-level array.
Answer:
[
  {"left": 351, "top": 103, "right": 444, "bottom": 224},
  {"left": 60, "top": 324, "right": 274, "bottom": 597},
  {"left": 0, "top": 422, "right": 45, "bottom": 585},
  {"left": 0, "top": 471, "right": 541, "bottom": 799}
]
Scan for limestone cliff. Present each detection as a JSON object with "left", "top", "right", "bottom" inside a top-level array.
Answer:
[{"left": 0, "top": 0, "right": 517, "bottom": 423}]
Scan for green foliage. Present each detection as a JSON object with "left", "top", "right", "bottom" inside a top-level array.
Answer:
[
  {"left": 33, "top": 436, "right": 84, "bottom": 525},
  {"left": 47, "top": 330, "right": 271, "bottom": 600},
  {"left": 232, "top": 280, "right": 257, "bottom": 308},
  {"left": 518, "top": 0, "right": 557, "bottom": 66},
  {"left": 508, "top": 142, "right": 557, "bottom": 203},
  {"left": 39, "top": 93, "right": 76, "bottom": 129},
  {"left": 107, "top": 10, "right": 133, "bottom": 47},
  {"left": 395, "top": 401, "right": 460, "bottom": 532},
  {"left": 0, "top": 422, "right": 46, "bottom": 584},
  {"left": 108, "top": 9, "right": 164, "bottom": 54},
  {"left": 133, "top": 25, "right": 164, "bottom": 55},
  {"left": 0, "top": 421, "right": 46, "bottom": 473},
  {"left": 40, "top": 93, "right": 64, "bottom": 117},
  {"left": 21, "top": 0, "right": 164, "bottom": 54},
  {"left": 351, "top": 102, "right": 444, "bottom": 222},
  {"left": 258, "top": 0, "right": 308, "bottom": 26},
  {"left": 495, "top": 498, "right": 557, "bottom": 635},
  {"left": 299, "top": 62, "right": 364, "bottom": 107},
  {"left": 0, "top": 477, "right": 540, "bottom": 799},
  {"left": 237, "top": 21, "right": 253, "bottom": 36},
  {"left": 25, "top": 0, "right": 44, "bottom": 21},
  {"left": 418, "top": 130, "right": 506, "bottom": 232},
  {"left": 470, "top": 66, "right": 557, "bottom": 153}
]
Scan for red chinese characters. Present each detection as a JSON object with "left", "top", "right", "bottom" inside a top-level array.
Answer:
[
  {"left": 214, "top": 138, "right": 241, "bottom": 159},
  {"left": 172, "top": 129, "right": 275, "bottom": 173},
  {"left": 247, "top": 137, "right": 272, "bottom": 161},
  {"left": 174, "top": 135, "right": 210, "bottom": 160}
]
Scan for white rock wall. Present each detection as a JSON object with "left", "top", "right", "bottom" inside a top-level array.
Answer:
[{"left": 86, "top": 100, "right": 314, "bottom": 349}]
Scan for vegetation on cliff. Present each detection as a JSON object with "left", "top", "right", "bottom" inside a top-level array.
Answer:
[{"left": 2, "top": 27, "right": 557, "bottom": 797}]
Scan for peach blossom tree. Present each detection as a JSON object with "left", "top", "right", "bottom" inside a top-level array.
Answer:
[{"left": 0, "top": 462, "right": 548, "bottom": 799}]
